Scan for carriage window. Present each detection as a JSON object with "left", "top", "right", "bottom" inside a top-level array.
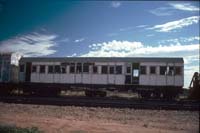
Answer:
[
  {"left": 109, "top": 66, "right": 114, "bottom": 74},
  {"left": 32, "top": 65, "right": 37, "bottom": 73},
  {"left": 102, "top": 66, "right": 108, "bottom": 74},
  {"left": 70, "top": 63, "right": 75, "bottom": 73},
  {"left": 20, "top": 64, "right": 25, "bottom": 72},
  {"left": 61, "top": 66, "right": 66, "bottom": 73},
  {"left": 116, "top": 66, "right": 122, "bottom": 74},
  {"left": 40, "top": 65, "right": 45, "bottom": 73},
  {"left": 48, "top": 66, "right": 54, "bottom": 73},
  {"left": 150, "top": 66, "right": 156, "bottom": 74},
  {"left": 76, "top": 63, "right": 82, "bottom": 73},
  {"left": 93, "top": 66, "right": 98, "bottom": 73},
  {"left": 175, "top": 67, "right": 182, "bottom": 75},
  {"left": 140, "top": 66, "right": 146, "bottom": 75},
  {"left": 83, "top": 63, "right": 89, "bottom": 73},
  {"left": 55, "top": 65, "right": 61, "bottom": 73},
  {"left": 160, "top": 66, "right": 167, "bottom": 75},
  {"left": 133, "top": 69, "right": 139, "bottom": 77},
  {"left": 168, "top": 66, "right": 174, "bottom": 76},
  {"left": 126, "top": 66, "right": 131, "bottom": 73}
]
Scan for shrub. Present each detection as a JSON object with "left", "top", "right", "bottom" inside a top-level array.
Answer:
[{"left": 0, "top": 125, "right": 42, "bottom": 133}]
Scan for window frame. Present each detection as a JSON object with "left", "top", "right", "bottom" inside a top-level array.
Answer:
[
  {"left": 175, "top": 66, "right": 182, "bottom": 75},
  {"left": 48, "top": 65, "right": 54, "bottom": 74},
  {"left": 167, "top": 66, "right": 174, "bottom": 76},
  {"left": 31, "top": 65, "right": 37, "bottom": 73},
  {"left": 54, "top": 65, "right": 61, "bottom": 73},
  {"left": 61, "top": 66, "right": 66, "bottom": 73},
  {"left": 101, "top": 65, "right": 108, "bottom": 74},
  {"left": 40, "top": 65, "right": 46, "bottom": 74},
  {"left": 69, "top": 63, "right": 75, "bottom": 73},
  {"left": 116, "top": 65, "right": 122, "bottom": 74},
  {"left": 140, "top": 66, "right": 146, "bottom": 75},
  {"left": 160, "top": 66, "right": 167, "bottom": 75},
  {"left": 93, "top": 66, "right": 98, "bottom": 74},
  {"left": 83, "top": 63, "right": 89, "bottom": 73},
  {"left": 133, "top": 69, "right": 139, "bottom": 77},
  {"left": 76, "top": 63, "right": 82, "bottom": 73},
  {"left": 150, "top": 66, "right": 156, "bottom": 74},
  {"left": 126, "top": 66, "right": 131, "bottom": 74},
  {"left": 109, "top": 66, "right": 115, "bottom": 74}
]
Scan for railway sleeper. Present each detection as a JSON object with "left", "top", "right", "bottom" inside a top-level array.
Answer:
[
  {"left": 22, "top": 87, "right": 61, "bottom": 97},
  {"left": 85, "top": 90, "right": 107, "bottom": 97}
]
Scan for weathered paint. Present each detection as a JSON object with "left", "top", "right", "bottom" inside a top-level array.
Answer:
[{"left": 19, "top": 58, "right": 184, "bottom": 87}]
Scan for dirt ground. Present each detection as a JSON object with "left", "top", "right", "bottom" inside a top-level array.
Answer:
[{"left": 0, "top": 102, "right": 199, "bottom": 133}]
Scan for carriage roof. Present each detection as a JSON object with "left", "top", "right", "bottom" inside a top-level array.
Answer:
[{"left": 20, "top": 57, "right": 184, "bottom": 63}]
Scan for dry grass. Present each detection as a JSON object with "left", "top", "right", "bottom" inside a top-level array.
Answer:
[{"left": 0, "top": 102, "right": 199, "bottom": 133}]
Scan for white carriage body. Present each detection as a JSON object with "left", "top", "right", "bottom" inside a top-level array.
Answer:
[{"left": 19, "top": 57, "right": 184, "bottom": 87}]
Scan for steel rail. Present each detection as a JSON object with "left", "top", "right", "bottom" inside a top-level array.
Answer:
[{"left": 0, "top": 96, "right": 199, "bottom": 111}]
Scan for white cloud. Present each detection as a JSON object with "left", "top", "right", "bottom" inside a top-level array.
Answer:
[
  {"left": 180, "top": 36, "right": 200, "bottom": 42},
  {"left": 184, "top": 65, "right": 199, "bottom": 88},
  {"left": 149, "top": 2, "right": 199, "bottom": 16},
  {"left": 159, "top": 36, "right": 200, "bottom": 45},
  {"left": 148, "top": 16, "right": 200, "bottom": 32},
  {"left": 111, "top": 1, "right": 121, "bottom": 8},
  {"left": 136, "top": 25, "right": 148, "bottom": 28},
  {"left": 74, "top": 38, "right": 85, "bottom": 43},
  {"left": 67, "top": 53, "right": 77, "bottom": 57},
  {"left": 169, "top": 3, "right": 200, "bottom": 12},
  {"left": 0, "top": 32, "right": 58, "bottom": 57},
  {"left": 11, "top": 52, "right": 22, "bottom": 66},
  {"left": 149, "top": 7, "right": 174, "bottom": 16},
  {"left": 82, "top": 40, "right": 199, "bottom": 87},
  {"left": 184, "top": 55, "right": 199, "bottom": 65},
  {"left": 84, "top": 40, "right": 198, "bottom": 57}
]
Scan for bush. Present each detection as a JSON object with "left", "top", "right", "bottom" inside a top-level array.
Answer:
[{"left": 0, "top": 125, "right": 42, "bottom": 133}]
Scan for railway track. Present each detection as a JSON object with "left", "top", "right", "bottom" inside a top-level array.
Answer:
[{"left": 0, "top": 96, "right": 199, "bottom": 111}]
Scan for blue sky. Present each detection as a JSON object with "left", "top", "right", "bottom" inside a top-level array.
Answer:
[{"left": 0, "top": 0, "right": 199, "bottom": 87}]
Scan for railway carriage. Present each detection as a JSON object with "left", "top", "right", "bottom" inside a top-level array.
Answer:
[{"left": 17, "top": 57, "right": 184, "bottom": 98}]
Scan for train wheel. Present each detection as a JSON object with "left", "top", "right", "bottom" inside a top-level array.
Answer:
[
  {"left": 152, "top": 92, "right": 161, "bottom": 99},
  {"left": 141, "top": 92, "right": 151, "bottom": 99},
  {"left": 98, "top": 91, "right": 107, "bottom": 97},
  {"left": 85, "top": 90, "right": 94, "bottom": 97}
]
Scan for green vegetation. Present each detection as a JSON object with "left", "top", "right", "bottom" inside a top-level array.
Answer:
[{"left": 0, "top": 125, "right": 42, "bottom": 133}]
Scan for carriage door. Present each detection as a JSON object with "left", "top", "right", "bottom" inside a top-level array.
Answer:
[
  {"left": 132, "top": 63, "right": 139, "bottom": 84},
  {"left": 125, "top": 64, "right": 131, "bottom": 84},
  {"left": 25, "top": 62, "right": 32, "bottom": 82}
]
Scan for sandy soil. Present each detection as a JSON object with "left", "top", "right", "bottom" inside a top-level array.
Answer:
[{"left": 0, "top": 102, "right": 199, "bottom": 133}]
